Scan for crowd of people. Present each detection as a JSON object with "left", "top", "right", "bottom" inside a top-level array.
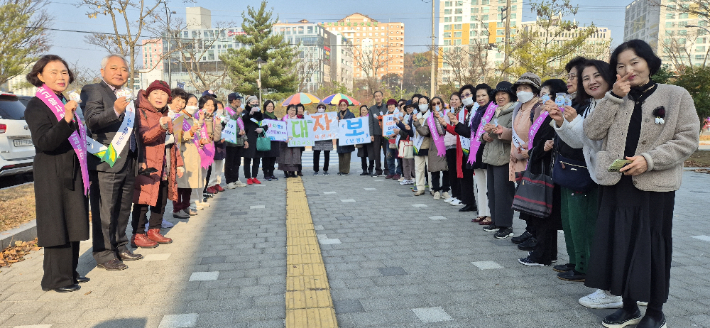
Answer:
[{"left": 24, "top": 39, "right": 700, "bottom": 328}]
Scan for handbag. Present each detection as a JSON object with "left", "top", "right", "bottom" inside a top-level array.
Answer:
[
  {"left": 398, "top": 140, "right": 414, "bottom": 159},
  {"left": 552, "top": 152, "right": 594, "bottom": 192},
  {"left": 511, "top": 148, "right": 554, "bottom": 218},
  {"left": 388, "top": 138, "right": 397, "bottom": 149},
  {"left": 256, "top": 132, "right": 271, "bottom": 151}
]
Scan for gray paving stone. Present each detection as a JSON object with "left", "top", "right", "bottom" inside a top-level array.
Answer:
[
  {"left": 412, "top": 306, "right": 453, "bottom": 323},
  {"left": 188, "top": 271, "right": 219, "bottom": 281},
  {"left": 378, "top": 267, "right": 408, "bottom": 276},
  {"left": 199, "top": 256, "right": 226, "bottom": 265},
  {"left": 333, "top": 299, "right": 365, "bottom": 314},
  {"left": 158, "top": 313, "right": 198, "bottom": 328}
]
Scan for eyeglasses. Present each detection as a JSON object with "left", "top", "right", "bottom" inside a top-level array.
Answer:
[
  {"left": 462, "top": 92, "right": 472, "bottom": 97},
  {"left": 432, "top": 102, "right": 441, "bottom": 106},
  {"left": 567, "top": 73, "right": 577, "bottom": 80}
]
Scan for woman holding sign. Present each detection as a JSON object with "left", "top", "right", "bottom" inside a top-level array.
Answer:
[
  {"left": 24, "top": 55, "right": 89, "bottom": 292},
  {"left": 261, "top": 100, "right": 281, "bottom": 181},
  {"left": 278, "top": 105, "right": 302, "bottom": 177},
  {"left": 336, "top": 99, "right": 356, "bottom": 175},
  {"left": 582, "top": 40, "right": 699, "bottom": 328}
]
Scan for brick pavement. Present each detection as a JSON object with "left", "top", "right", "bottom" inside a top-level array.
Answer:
[{"left": 1, "top": 165, "right": 710, "bottom": 328}]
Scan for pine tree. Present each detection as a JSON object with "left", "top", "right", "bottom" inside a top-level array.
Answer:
[{"left": 221, "top": 0, "right": 298, "bottom": 99}]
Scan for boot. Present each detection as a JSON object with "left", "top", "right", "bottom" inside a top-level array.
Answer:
[
  {"left": 131, "top": 233, "right": 158, "bottom": 248},
  {"left": 147, "top": 229, "right": 173, "bottom": 244}
]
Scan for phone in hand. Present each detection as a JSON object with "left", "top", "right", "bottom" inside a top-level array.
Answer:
[
  {"left": 138, "top": 167, "right": 159, "bottom": 176},
  {"left": 608, "top": 159, "right": 632, "bottom": 172}
]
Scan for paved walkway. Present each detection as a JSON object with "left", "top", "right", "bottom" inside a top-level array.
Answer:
[{"left": 1, "top": 165, "right": 710, "bottom": 328}]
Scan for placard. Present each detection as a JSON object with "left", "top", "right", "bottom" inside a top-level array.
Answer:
[
  {"left": 222, "top": 119, "right": 238, "bottom": 144},
  {"left": 287, "top": 118, "right": 315, "bottom": 147},
  {"left": 382, "top": 114, "right": 397, "bottom": 136},
  {"left": 263, "top": 119, "right": 287, "bottom": 141},
  {"left": 307, "top": 112, "right": 339, "bottom": 141},
  {"left": 338, "top": 117, "right": 371, "bottom": 146}
]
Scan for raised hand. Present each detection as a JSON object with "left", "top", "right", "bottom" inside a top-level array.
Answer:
[
  {"left": 613, "top": 72, "right": 632, "bottom": 98},
  {"left": 114, "top": 96, "right": 128, "bottom": 115},
  {"left": 563, "top": 106, "right": 577, "bottom": 123},
  {"left": 64, "top": 100, "right": 78, "bottom": 123}
]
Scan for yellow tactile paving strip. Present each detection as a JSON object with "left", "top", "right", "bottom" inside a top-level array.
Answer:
[{"left": 285, "top": 177, "right": 338, "bottom": 328}]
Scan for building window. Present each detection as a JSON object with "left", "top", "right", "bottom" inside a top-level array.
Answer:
[
  {"left": 454, "top": 24, "right": 462, "bottom": 29},
  {"left": 455, "top": 16, "right": 462, "bottom": 22},
  {"left": 455, "top": 32, "right": 462, "bottom": 37},
  {"left": 445, "top": 17, "right": 452, "bottom": 22},
  {"left": 445, "top": 1, "right": 452, "bottom": 6},
  {"left": 444, "top": 32, "right": 452, "bottom": 38},
  {"left": 482, "top": 15, "right": 489, "bottom": 21},
  {"left": 444, "top": 24, "right": 451, "bottom": 30},
  {"left": 472, "top": 8, "right": 479, "bottom": 13},
  {"left": 482, "top": 0, "right": 489, "bottom": 4},
  {"left": 471, "top": 15, "right": 478, "bottom": 21},
  {"left": 445, "top": 9, "right": 452, "bottom": 14}
]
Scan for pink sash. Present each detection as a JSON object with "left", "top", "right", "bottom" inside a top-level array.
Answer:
[
  {"left": 225, "top": 106, "right": 236, "bottom": 116},
  {"left": 525, "top": 111, "right": 550, "bottom": 169},
  {"left": 182, "top": 118, "right": 214, "bottom": 168},
  {"left": 468, "top": 103, "right": 498, "bottom": 164},
  {"left": 427, "top": 112, "right": 446, "bottom": 157},
  {"left": 36, "top": 85, "right": 90, "bottom": 195}
]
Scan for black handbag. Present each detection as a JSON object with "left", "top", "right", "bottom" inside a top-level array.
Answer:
[
  {"left": 551, "top": 152, "right": 594, "bottom": 193},
  {"left": 511, "top": 148, "right": 554, "bottom": 218}
]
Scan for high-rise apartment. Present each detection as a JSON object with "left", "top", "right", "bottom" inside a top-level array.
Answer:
[
  {"left": 321, "top": 13, "right": 404, "bottom": 81},
  {"left": 625, "top": 0, "right": 709, "bottom": 68}
]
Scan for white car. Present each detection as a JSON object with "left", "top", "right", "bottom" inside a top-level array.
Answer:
[{"left": 0, "top": 92, "right": 35, "bottom": 177}]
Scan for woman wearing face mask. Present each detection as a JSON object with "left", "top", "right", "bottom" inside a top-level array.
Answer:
[
  {"left": 582, "top": 40, "right": 699, "bottom": 328},
  {"left": 312, "top": 102, "right": 333, "bottom": 176},
  {"left": 173, "top": 94, "right": 209, "bottom": 216},
  {"left": 356, "top": 105, "right": 375, "bottom": 175},
  {"left": 412, "top": 96, "right": 448, "bottom": 198},
  {"left": 336, "top": 99, "right": 356, "bottom": 175},
  {"left": 224, "top": 101, "right": 248, "bottom": 189},
  {"left": 396, "top": 104, "right": 416, "bottom": 185},
  {"left": 200, "top": 96, "right": 222, "bottom": 196},
  {"left": 480, "top": 82, "right": 517, "bottom": 239},
  {"left": 439, "top": 92, "right": 463, "bottom": 205},
  {"left": 206, "top": 100, "right": 227, "bottom": 192},
  {"left": 260, "top": 100, "right": 280, "bottom": 181},
  {"left": 278, "top": 105, "right": 301, "bottom": 177},
  {"left": 242, "top": 95, "right": 268, "bottom": 184}
]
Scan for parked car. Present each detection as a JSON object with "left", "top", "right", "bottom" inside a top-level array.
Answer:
[
  {"left": 0, "top": 92, "right": 34, "bottom": 177},
  {"left": 17, "top": 96, "right": 33, "bottom": 107}
]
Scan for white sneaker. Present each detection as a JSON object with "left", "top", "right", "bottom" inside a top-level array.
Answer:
[
  {"left": 450, "top": 199, "right": 464, "bottom": 206},
  {"left": 444, "top": 197, "right": 455, "bottom": 203},
  {"left": 441, "top": 192, "right": 451, "bottom": 200},
  {"left": 235, "top": 180, "right": 247, "bottom": 187},
  {"left": 433, "top": 191, "right": 441, "bottom": 200},
  {"left": 226, "top": 182, "right": 237, "bottom": 189},
  {"left": 579, "top": 289, "right": 623, "bottom": 309},
  {"left": 398, "top": 177, "right": 404, "bottom": 181}
]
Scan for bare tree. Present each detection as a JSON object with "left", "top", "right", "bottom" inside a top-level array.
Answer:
[
  {"left": 295, "top": 57, "right": 321, "bottom": 93},
  {"left": 0, "top": 0, "right": 51, "bottom": 86},
  {"left": 65, "top": 60, "right": 102, "bottom": 94},
  {"left": 661, "top": 29, "right": 710, "bottom": 69},
  {"left": 438, "top": 39, "right": 494, "bottom": 87},
  {"left": 349, "top": 42, "right": 390, "bottom": 94},
  {"left": 78, "top": 0, "right": 165, "bottom": 88}
]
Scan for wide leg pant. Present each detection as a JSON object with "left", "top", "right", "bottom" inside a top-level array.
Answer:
[
  {"left": 415, "top": 155, "right": 429, "bottom": 191},
  {"left": 486, "top": 164, "right": 515, "bottom": 229},
  {"left": 338, "top": 152, "right": 351, "bottom": 174},
  {"left": 473, "top": 168, "right": 491, "bottom": 216},
  {"left": 560, "top": 186, "right": 599, "bottom": 274},
  {"left": 42, "top": 241, "right": 80, "bottom": 290}
]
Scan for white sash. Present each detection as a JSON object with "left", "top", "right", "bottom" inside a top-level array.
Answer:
[{"left": 86, "top": 89, "right": 136, "bottom": 164}]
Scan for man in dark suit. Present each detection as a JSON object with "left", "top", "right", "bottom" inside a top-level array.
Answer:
[{"left": 80, "top": 54, "right": 142, "bottom": 271}]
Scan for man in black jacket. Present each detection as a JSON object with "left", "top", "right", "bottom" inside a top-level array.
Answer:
[
  {"left": 367, "top": 91, "right": 388, "bottom": 176},
  {"left": 80, "top": 54, "right": 142, "bottom": 271}
]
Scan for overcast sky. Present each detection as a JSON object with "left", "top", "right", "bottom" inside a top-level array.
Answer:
[{"left": 45, "top": 0, "right": 628, "bottom": 71}]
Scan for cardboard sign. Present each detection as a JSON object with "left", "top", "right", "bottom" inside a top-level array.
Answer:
[
  {"left": 307, "top": 112, "right": 339, "bottom": 141},
  {"left": 222, "top": 119, "right": 238, "bottom": 144},
  {"left": 338, "top": 117, "right": 371, "bottom": 146},
  {"left": 287, "top": 118, "right": 315, "bottom": 147},
  {"left": 382, "top": 114, "right": 397, "bottom": 136},
  {"left": 263, "top": 119, "right": 287, "bottom": 141}
]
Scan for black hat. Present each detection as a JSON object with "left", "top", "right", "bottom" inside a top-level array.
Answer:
[
  {"left": 494, "top": 81, "right": 517, "bottom": 102},
  {"left": 227, "top": 93, "right": 243, "bottom": 102}
]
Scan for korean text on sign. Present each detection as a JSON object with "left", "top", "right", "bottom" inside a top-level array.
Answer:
[{"left": 338, "top": 117, "right": 371, "bottom": 146}]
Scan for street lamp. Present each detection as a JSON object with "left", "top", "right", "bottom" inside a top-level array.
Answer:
[
  {"left": 256, "top": 57, "right": 266, "bottom": 104},
  {"left": 164, "top": 4, "right": 176, "bottom": 87}
]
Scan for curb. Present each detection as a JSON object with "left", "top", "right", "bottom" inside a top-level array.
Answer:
[{"left": 0, "top": 219, "right": 37, "bottom": 250}]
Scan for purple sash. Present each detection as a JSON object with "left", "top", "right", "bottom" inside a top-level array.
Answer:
[
  {"left": 225, "top": 106, "right": 236, "bottom": 116},
  {"left": 468, "top": 103, "right": 498, "bottom": 164},
  {"left": 36, "top": 85, "right": 90, "bottom": 195},
  {"left": 525, "top": 111, "right": 549, "bottom": 169},
  {"left": 427, "top": 112, "right": 446, "bottom": 157},
  {"left": 182, "top": 118, "right": 214, "bottom": 168}
]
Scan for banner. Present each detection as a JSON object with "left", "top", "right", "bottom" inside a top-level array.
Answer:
[
  {"left": 382, "top": 114, "right": 397, "bottom": 136},
  {"left": 287, "top": 118, "right": 315, "bottom": 147},
  {"left": 222, "top": 119, "right": 238, "bottom": 144},
  {"left": 263, "top": 119, "right": 287, "bottom": 141},
  {"left": 307, "top": 112, "right": 338, "bottom": 141},
  {"left": 338, "top": 117, "right": 371, "bottom": 146}
]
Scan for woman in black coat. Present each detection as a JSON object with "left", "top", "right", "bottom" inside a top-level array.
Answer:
[
  {"left": 261, "top": 100, "right": 281, "bottom": 181},
  {"left": 24, "top": 55, "right": 90, "bottom": 293},
  {"left": 241, "top": 95, "right": 268, "bottom": 184}
]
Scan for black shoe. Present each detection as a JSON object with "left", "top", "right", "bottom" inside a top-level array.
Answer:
[
  {"left": 297, "top": 171, "right": 303, "bottom": 176},
  {"left": 323, "top": 172, "right": 329, "bottom": 176},
  {"left": 360, "top": 172, "right": 369, "bottom": 176},
  {"left": 511, "top": 231, "right": 533, "bottom": 244},
  {"left": 637, "top": 313, "right": 666, "bottom": 328},
  {"left": 602, "top": 308, "right": 642, "bottom": 328},
  {"left": 517, "top": 237, "right": 537, "bottom": 251},
  {"left": 494, "top": 227, "right": 514, "bottom": 239},
  {"left": 271, "top": 175, "right": 278, "bottom": 181},
  {"left": 458, "top": 204, "right": 476, "bottom": 212},
  {"left": 43, "top": 284, "right": 81, "bottom": 293},
  {"left": 118, "top": 250, "right": 143, "bottom": 261},
  {"left": 75, "top": 276, "right": 90, "bottom": 283},
  {"left": 557, "top": 269, "right": 586, "bottom": 282},
  {"left": 482, "top": 224, "right": 498, "bottom": 232},
  {"left": 553, "top": 263, "right": 575, "bottom": 273},
  {"left": 314, "top": 171, "right": 319, "bottom": 175},
  {"left": 97, "top": 258, "right": 128, "bottom": 271}
]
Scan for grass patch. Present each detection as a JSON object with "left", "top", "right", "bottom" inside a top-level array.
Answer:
[
  {"left": 0, "top": 184, "right": 36, "bottom": 232},
  {"left": 685, "top": 150, "right": 710, "bottom": 168}
]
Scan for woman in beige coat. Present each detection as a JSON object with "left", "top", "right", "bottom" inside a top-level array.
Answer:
[
  {"left": 173, "top": 94, "right": 210, "bottom": 215},
  {"left": 412, "top": 96, "right": 448, "bottom": 198}
]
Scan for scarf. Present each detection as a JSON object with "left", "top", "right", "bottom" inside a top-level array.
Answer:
[{"left": 263, "top": 110, "right": 277, "bottom": 119}]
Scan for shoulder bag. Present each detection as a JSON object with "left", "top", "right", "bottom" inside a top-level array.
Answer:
[{"left": 256, "top": 132, "right": 271, "bottom": 151}]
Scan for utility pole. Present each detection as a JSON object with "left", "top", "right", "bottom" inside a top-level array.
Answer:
[
  {"left": 430, "top": 0, "right": 436, "bottom": 97},
  {"left": 503, "top": 0, "right": 511, "bottom": 81}
]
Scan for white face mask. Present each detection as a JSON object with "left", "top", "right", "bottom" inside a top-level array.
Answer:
[
  {"left": 418, "top": 104, "right": 428, "bottom": 112},
  {"left": 462, "top": 96, "right": 474, "bottom": 106},
  {"left": 251, "top": 106, "right": 260, "bottom": 112},
  {"left": 317, "top": 107, "right": 326, "bottom": 113},
  {"left": 517, "top": 91, "right": 534, "bottom": 103},
  {"left": 184, "top": 105, "right": 198, "bottom": 115}
]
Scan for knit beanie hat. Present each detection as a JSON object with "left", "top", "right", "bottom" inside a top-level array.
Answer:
[
  {"left": 512, "top": 73, "right": 542, "bottom": 92},
  {"left": 386, "top": 99, "right": 397, "bottom": 106},
  {"left": 246, "top": 95, "right": 258, "bottom": 105},
  {"left": 145, "top": 80, "right": 172, "bottom": 102},
  {"left": 338, "top": 99, "right": 349, "bottom": 107}
]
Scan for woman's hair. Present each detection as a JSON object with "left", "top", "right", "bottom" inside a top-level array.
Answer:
[
  {"left": 198, "top": 95, "right": 216, "bottom": 109},
  {"left": 359, "top": 105, "right": 368, "bottom": 115},
  {"left": 418, "top": 95, "right": 430, "bottom": 103},
  {"left": 540, "top": 79, "right": 567, "bottom": 98},
  {"left": 474, "top": 83, "right": 493, "bottom": 99},
  {"left": 610, "top": 39, "right": 662, "bottom": 76},
  {"left": 186, "top": 94, "right": 198, "bottom": 104},
  {"left": 430, "top": 96, "right": 444, "bottom": 109},
  {"left": 576, "top": 59, "right": 615, "bottom": 104},
  {"left": 26, "top": 55, "right": 75, "bottom": 87},
  {"left": 215, "top": 101, "right": 224, "bottom": 108},
  {"left": 449, "top": 92, "right": 461, "bottom": 101},
  {"left": 286, "top": 104, "right": 297, "bottom": 113},
  {"left": 565, "top": 56, "right": 587, "bottom": 73},
  {"left": 263, "top": 100, "right": 275, "bottom": 111},
  {"left": 171, "top": 88, "right": 188, "bottom": 101}
]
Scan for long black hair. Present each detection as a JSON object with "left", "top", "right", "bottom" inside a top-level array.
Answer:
[{"left": 575, "top": 60, "right": 615, "bottom": 104}]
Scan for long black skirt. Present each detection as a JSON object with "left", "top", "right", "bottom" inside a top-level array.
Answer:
[{"left": 585, "top": 176, "right": 675, "bottom": 303}]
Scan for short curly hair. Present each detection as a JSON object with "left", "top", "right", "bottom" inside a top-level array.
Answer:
[{"left": 26, "top": 55, "right": 75, "bottom": 88}]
